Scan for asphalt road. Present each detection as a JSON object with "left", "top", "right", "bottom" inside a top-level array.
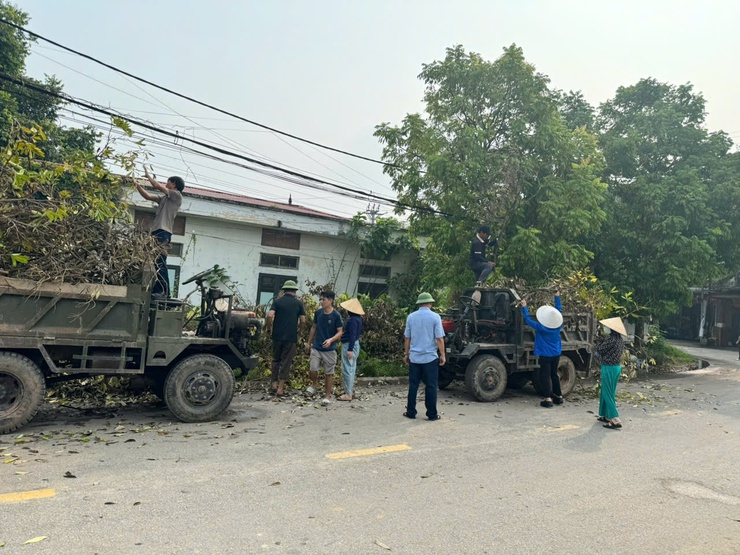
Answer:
[{"left": 1, "top": 343, "right": 739, "bottom": 554}]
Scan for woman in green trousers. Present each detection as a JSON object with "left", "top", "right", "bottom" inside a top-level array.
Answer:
[{"left": 595, "top": 317, "right": 627, "bottom": 429}]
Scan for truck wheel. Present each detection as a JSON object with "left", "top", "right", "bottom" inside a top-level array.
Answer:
[
  {"left": 0, "top": 353, "right": 46, "bottom": 434},
  {"left": 558, "top": 356, "right": 577, "bottom": 396},
  {"left": 507, "top": 373, "right": 530, "bottom": 389},
  {"left": 465, "top": 355, "right": 507, "bottom": 402},
  {"left": 438, "top": 369, "right": 456, "bottom": 390},
  {"left": 164, "top": 354, "right": 235, "bottom": 423}
]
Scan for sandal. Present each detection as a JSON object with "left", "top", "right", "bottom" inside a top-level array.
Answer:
[
  {"left": 596, "top": 416, "right": 608, "bottom": 423},
  {"left": 403, "top": 412, "right": 416, "bottom": 420},
  {"left": 427, "top": 415, "right": 441, "bottom": 421},
  {"left": 603, "top": 421, "right": 622, "bottom": 429},
  {"left": 540, "top": 400, "right": 554, "bottom": 408},
  {"left": 337, "top": 394, "right": 353, "bottom": 401},
  {"left": 552, "top": 396, "right": 564, "bottom": 405}
]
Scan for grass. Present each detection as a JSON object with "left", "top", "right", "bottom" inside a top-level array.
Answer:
[
  {"left": 646, "top": 335, "right": 697, "bottom": 367},
  {"left": 357, "top": 358, "right": 407, "bottom": 378}
]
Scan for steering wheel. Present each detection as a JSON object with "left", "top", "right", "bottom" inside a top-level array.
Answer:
[{"left": 459, "top": 295, "right": 481, "bottom": 310}]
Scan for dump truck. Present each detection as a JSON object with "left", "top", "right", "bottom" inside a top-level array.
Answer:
[
  {"left": 440, "top": 287, "right": 595, "bottom": 401},
  {"left": 0, "top": 267, "right": 261, "bottom": 434}
]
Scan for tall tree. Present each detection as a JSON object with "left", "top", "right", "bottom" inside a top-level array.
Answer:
[
  {"left": 0, "top": 0, "right": 95, "bottom": 158},
  {"left": 375, "top": 45, "right": 607, "bottom": 291},
  {"left": 594, "top": 78, "right": 737, "bottom": 318}
]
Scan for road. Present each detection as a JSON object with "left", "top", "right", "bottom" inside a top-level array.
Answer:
[{"left": 1, "top": 343, "right": 739, "bottom": 554}]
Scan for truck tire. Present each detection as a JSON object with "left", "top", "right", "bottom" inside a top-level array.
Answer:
[
  {"left": 438, "top": 369, "right": 456, "bottom": 390},
  {"left": 164, "top": 354, "right": 235, "bottom": 423},
  {"left": 465, "top": 355, "right": 507, "bottom": 402},
  {"left": 558, "top": 356, "right": 577, "bottom": 396},
  {"left": 531, "top": 357, "right": 576, "bottom": 397},
  {"left": 0, "top": 352, "right": 46, "bottom": 434}
]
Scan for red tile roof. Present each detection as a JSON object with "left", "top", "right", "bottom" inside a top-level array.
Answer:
[
  {"left": 133, "top": 177, "right": 347, "bottom": 221},
  {"left": 184, "top": 186, "right": 347, "bottom": 221}
]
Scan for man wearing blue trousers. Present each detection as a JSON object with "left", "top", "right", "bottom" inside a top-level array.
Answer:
[{"left": 403, "top": 292, "right": 446, "bottom": 421}]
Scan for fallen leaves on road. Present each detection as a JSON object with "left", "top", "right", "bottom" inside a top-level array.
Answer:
[{"left": 22, "top": 536, "right": 47, "bottom": 544}]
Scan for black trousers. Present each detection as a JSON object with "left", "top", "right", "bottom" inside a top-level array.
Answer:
[{"left": 537, "top": 355, "right": 561, "bottom": 398}]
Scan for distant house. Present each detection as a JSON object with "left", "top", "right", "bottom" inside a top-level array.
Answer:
[
  {"left": 674, "top": 276, "right": 740, "bottom": 347},
  {"left": 128, "top": 183, "right": 413, "bottom": 305}
]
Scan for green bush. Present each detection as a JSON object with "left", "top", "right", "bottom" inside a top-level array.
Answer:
[{"left": 645, "top": 333, "right": 696, "bottom": 367}]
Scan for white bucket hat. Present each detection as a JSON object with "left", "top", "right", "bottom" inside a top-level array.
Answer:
[
  {"left": 599, "top": 317, "right": 627, "bottom": 336},
  {"left": 536, "top": 305, "right": 563, "bottom": 329}
]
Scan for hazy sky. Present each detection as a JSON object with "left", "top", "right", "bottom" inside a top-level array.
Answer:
[{"left": 15, "top": 0, "right": 740, "bottom": 218}]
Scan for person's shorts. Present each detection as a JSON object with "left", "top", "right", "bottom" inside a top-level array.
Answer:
[{"left": 310, "top": 348, "right": 337, "bottom": 375}]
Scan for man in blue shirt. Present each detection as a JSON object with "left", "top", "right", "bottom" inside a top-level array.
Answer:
[
  {"left": 306, "top": 290, "right": 343, "bottom": 405},
  {"left": 403, "top": 292, "right": 446, "bottom": 420}
]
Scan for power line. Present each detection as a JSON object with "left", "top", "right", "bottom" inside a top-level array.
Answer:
[
  {"left": 0, "top": 72, "right": 414, "bottom": 210},
  {"left": 0, "top": 17, "right": 401, "bottom": 169},
  {"left": 55, "top": 105, "right": 398, "bottom": 216},
  {"left": 56, "top": 108, "right": 394, "bottom": 211}
]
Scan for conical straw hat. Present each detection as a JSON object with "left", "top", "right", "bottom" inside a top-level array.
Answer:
[
  {"left": 599, "top": 317, "right": 627, "bottom": 336},
  {"left": 340, "top": 298, "right": 365, "bottom": 315},
  {"left": 536, "top": 305, "right": 563, "bottom": 329}
]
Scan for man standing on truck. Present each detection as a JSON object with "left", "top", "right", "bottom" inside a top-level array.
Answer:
[
  {"left": 403, "top": 292, "right": 446, "bottom": 421},
  {"left": 136, "top": 166, "right": 185, "bottom": 299},
  {"left": 266, "top": 280, "right": 306, "bottom": 397},
  {"left": 470, "top": 225, "right": 498, "bottom": 286},
  {"left": 306, "top": 290, "right": 343, "bottom": 406}
]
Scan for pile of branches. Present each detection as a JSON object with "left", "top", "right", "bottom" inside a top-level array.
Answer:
[
  {"left": 0, "top": 149, "right": 157, "bottom": 286},
  {"left": 491, "top": 276, "right": 597, "bottom": 313},
  {"left": 0, "top": 202, "right": 158, "bottom": 285}
]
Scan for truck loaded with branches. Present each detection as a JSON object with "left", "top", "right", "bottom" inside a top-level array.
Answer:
[
  {"left": 440, "top": 285, "right": 596, "bottom": 401},
  {"left": 0, "top": 126, "right": 262, "bottom": 433}
]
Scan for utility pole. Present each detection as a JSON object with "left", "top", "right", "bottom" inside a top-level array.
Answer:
[{"left": 365, "top": 203, "right": 383, "bottom": 225}]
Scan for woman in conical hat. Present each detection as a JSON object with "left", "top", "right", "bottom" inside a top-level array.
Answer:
[
  {"left": 520, "top": 293, "right": 565, "bottom": 408},
  {"left": 595, "top": 317, "right": 627, "bottom": 429},
  {"left": 338, "top": 298, "right": 364, "bottom": 401}
]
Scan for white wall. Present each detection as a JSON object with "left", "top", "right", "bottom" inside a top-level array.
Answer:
[{"left": 128, "top": 191, "right": 412, "bottom": 306}]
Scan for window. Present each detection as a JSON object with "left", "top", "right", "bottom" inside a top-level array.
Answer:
[
  {"left": 134, "top": 210, "right": 186, "bottom": 236},
  {"left": 257, "top": 273, "right": 298, "bottom": 306},
  {"left": 168, "top": 243, "right": 183, "bottom": 257},
  {"left": 357, "top": 281, "right": 388, "bottom": 298},
  {"left": 260, "top": 253, "right": 299, "bottom": 269},
  {"left": 261, "top": 229, "right": 300, "bottom": 250},
  {"left": 359, "top": 264, "right": 391, "bottom": 279},
  {"left": 167, "top": 265, "right": 181, "bottom": 298}
]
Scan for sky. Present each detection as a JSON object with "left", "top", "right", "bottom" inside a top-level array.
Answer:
[{"left": 14, "top": 0, "right": 740, "bottom": 219}]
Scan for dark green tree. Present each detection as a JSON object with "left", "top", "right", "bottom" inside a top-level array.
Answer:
[
  {"left": 0, "top": 0, "right": 95, "bottom": 158},
  {"left": 375, "top": 45, "right": 607, "bottom": 291},
  {"left": 594, "top": 78, "right": 737, "bottom": 318}
]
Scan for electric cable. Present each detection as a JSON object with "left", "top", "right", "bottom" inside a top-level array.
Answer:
[{"left": 0, "top": 17, "right": 405, "bottom": 169}]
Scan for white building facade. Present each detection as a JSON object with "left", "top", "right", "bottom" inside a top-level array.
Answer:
[{"left": 129, "top": 185, "right": 412, "bottom": 306}]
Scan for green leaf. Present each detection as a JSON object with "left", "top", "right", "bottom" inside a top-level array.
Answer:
[{"left": 10, "top": 254, "right": 29, "bottom": 267}]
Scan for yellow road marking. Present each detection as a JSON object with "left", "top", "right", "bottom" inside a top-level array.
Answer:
[
  {"left": 0, "top": 488, "right": 56, "bottom": 503},
  {"left": 326, "top": 444, "right": 411, "bottom": 460}
]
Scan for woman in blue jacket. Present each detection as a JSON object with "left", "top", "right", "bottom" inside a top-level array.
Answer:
[{"left": 520, "top": 294, "right": 563, "bottom": 408}]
